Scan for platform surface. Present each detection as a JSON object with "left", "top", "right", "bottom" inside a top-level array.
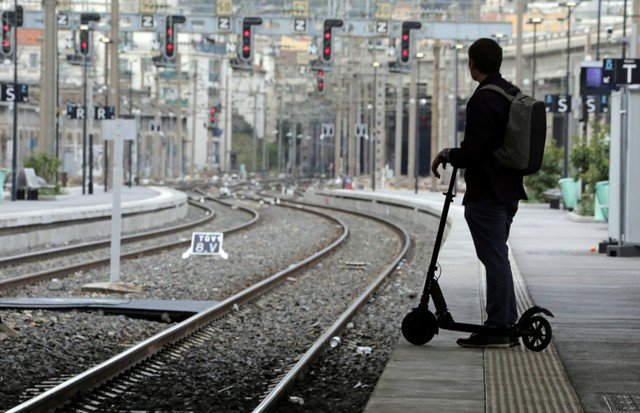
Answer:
[
  {"left": 0, "top": 186, "right": 187, "bottom": 228},
  {"left": 340, "top": 189, "right": 640, "bottom": 413}
]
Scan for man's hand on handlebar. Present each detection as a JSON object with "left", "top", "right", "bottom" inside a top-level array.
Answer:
[{"left": 431, "top": 148, "right": 451, "bottom": 179}]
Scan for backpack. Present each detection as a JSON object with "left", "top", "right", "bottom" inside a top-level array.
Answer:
[{"left": 478, "top": 84, "right": 547, "bottom": 175}]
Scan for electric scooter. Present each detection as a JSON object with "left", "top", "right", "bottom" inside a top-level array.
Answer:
[{"left": 401, "top": 167, "right": 554, "bottom": 352}]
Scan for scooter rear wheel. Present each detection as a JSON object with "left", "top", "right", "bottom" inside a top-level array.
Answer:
[
  {"left": 522, "top": 315, "right": 552, "bottom": 352},
  {"left": 402, "top": 308, "right": 438, "bottom": 345}
]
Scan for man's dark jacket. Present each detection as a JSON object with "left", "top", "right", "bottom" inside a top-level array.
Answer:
[{"left": 447, "top": 72, "right": 528, "bottom": 205}]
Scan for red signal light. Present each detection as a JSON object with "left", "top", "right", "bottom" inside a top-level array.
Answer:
[{"left": 167, "top": 28, "right": 173, "bottom": 36}]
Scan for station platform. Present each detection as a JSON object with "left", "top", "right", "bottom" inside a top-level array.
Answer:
[
  {"left": 331, "top": 189, "right": 639, "bottom": 413},
  {"left": 0, "top": 185, "right": 188, "bottom": 253},
  {"left": 0, "top": 186, "right": 187, "bottom": 228}
]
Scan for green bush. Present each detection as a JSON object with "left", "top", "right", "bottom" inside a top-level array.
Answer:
[
  {"left": 524, "top": 138, "right": 563, "bottom": 202},
  {"left": 570, "top": 123, "right": 609, "bottom": 215},
  {"left": 22, "top": 152, "right": 63, "bottom": 194}
]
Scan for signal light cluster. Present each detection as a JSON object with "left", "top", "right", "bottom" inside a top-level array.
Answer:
[
  {"left": 208, "top": 104, "right": 221, "bottom": 129},
  {"left": 321, "top": 19, "right": 343, "bottom": 62},
  {"left": 164, "top": 15, "right": 185, "bottom": 60},
  {"left": 1, "top": 18, "right": 10, "bottom": 55},
  {"left": 239, "top": 17, "right": 262, "bottom": 62},
  {"left": 0, "top": 7, "right": 22, "bottom": 56},
  {"left": 79, "top": 29, "right": 90, "bottom": 55},
  {"left": 400, "top": 21, "right": 422, "bottom": 64},
  {"left": 316, "top": 69, "right": 325, "bottom": 94}
]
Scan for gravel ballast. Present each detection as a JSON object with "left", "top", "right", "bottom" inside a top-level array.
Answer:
[
  {"left": 1, "top": 193, "right": 442, "bottom": 413},
  {"left": 72, "top": 208, "right": 404, "bottom": 412},
  {"left": 0, "top": 200, "right": 340, "bottom": 410}
]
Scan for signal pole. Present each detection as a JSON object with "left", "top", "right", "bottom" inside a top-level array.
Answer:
[
  {"left": 10, "top": 0, "right": 18, "bottom": 201},
  {"left": 39, "top": 0, "right": 57, "bottom": 155},
  {"left": 190, "top": 59, "right": 198, "bottom": 178},
  {"left": 109, "top": 0, "right": 120, "bottom": 118}
]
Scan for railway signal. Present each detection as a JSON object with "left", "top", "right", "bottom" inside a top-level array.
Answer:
[
  {"left": 79, "top": 26, "right": 90, "bottom": 54},
  {"left": 1, "top": 7, "right": 21, "bottom": 57},
  {"left": 1, "top": 13, "right": 11, "bottom": 56},
  {"left": 164, "top": 15, "right": 186, "bottom": 60},
  {"left": 321, "top": 19, "right": 343, "bottom": 62},
  {"left": 208, "top": 105, "right": 221, "bottom": 128},
  {"left": 316, "top": 69, "right": 325, "bottom": 94},
  {"left": 400, "top": 21, "right": 422, "bottom": 64},
  {"left": 239, "top": 17, "right": 263, "bottom": 62},
  {"left": 77, "top": 13, "right": 100, "bottom": 56}
]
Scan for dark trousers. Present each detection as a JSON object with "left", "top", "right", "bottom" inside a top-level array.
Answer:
[{"left": 464, "top": 198, "right": 519, "bottom": 327}]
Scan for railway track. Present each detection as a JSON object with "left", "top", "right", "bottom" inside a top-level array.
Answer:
[
  {"left": 4, "top": 186, "right": 411, "bottom": 413},
  {"left": 0, "top": 196, "right": 259, "bottom": 292}
]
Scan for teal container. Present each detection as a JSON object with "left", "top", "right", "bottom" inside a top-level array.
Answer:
[
  {"left": 558, "top": 178, "right": 579, "bottom": 210},
  {"left": 595, "top": 181, "right": 609, "bottom": 221},
  {"left": 0, "top": 168, "right": 8, "bottom": 200}
]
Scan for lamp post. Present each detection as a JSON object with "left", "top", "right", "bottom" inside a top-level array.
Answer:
[
  {"left": 372, "top": 61, "right": 380, "bottom": 191},
  {"left": 559, "top": 1, "right": 577, "bottom": 179},
  {"left": 127, "top": 60, "right": 134, "bottom": 187},
  {"left": 452, "top": 44, "right": 462, "bottom": 148},
  {"left": 101, "top": 37, "right": 112, "bottom": 192},
  {"left": 10, "top": 0, "right": 18, "bottom": 201},
  {"left": 527, "top": 18, "right": 543, "bottom": 99},
  {"left": 81, "top": 23, "right": 89, "bottom": 195},
  {"left": 415, "top": 52, "right": 424, "bottom": 194}
]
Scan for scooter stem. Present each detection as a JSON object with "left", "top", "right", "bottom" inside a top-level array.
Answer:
[{"left": 419, "top": 167, "right": 458, "bottom": 306}]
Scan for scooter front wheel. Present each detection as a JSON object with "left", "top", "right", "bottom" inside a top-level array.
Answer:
[
  {"left": 521, "top": 315, "right": 552, "bottom": 352},
  {"left": 402, "top": 308, "right": 438, "bottom": 345}
]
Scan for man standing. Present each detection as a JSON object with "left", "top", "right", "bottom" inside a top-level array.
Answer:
[{"left": 431, "top": 38, "right": 527, "bottom": 348}]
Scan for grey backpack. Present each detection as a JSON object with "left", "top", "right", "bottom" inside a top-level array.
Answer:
[{"left": 479, "top": 85, "right": 547, "bottom": 175}]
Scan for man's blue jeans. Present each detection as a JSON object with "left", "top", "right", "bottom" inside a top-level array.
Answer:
[{"left": 464, "top": 198, "right": 519, "bottom": 327}]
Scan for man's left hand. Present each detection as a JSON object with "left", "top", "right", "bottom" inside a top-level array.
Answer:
[{"left": 431, "top": 148, "right": 451, "bottom": 179}]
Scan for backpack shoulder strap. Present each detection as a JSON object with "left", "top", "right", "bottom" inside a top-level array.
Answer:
[{"left": 477, "top": 84, "right": 516, "bottom": 102}]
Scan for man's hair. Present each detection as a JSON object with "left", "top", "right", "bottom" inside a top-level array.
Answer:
[{"left": 468, "top": 38, "right": 502, "bottom": 74}]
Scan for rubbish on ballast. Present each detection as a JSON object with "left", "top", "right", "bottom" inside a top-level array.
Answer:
[
  {"left": 356, "top": 346, "right": 372, "bottom": 355},
  {"left": 286, "top": 277, "right": 297, "bottom": 284},
  {"left": 288, "top": 396, "right": 305, "bottom": 405},
  {"left": 346, "top": 322, "right": 354, "bottom": 329},
  {"left": 233, "top": 303, "right": 239, "bottom": 311},
  {"left": 330, "top": 336, "right": 341, "bottom": 348},
  {"left": 344, "top": 261, "right": 370, "bottom": 269}
]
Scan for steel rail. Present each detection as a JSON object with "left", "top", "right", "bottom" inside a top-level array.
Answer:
[
  {"left": 251, "top": 196, "right": 412, "bottom": 413},
  {"left": 5, "top": 193, "right": 348, "bottom": 413},
  {"left": 0, "top": 199, "right": 213, "bottom": 267},
  {"left": 0, "top": 198, "right": 259, "bottom": 292}
]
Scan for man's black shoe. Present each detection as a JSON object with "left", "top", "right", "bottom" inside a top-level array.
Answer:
[{"left": 456, "top": 332, "right": 511, "bottom": 349}]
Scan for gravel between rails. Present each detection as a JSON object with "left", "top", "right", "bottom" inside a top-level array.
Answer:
[
  {"left": 0, "top": 204, "right": 208, "bottom": 281},
  {"left": 0, "top": 310, "right": 168, "bottom": 411},
  {"left": 73, "top": 208, "right": 403, "bottom": 412},
  {"left": 0, "top": 202, "right": 340, "bottom": 411},
  {"left": 2, "top": 201, "right": 339, "bottom": 301},
  {"left": 271, "top": 202, "right": 440, "bottom": 412}
]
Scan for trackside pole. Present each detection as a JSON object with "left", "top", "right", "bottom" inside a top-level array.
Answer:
[
  {"left": 107, "top": 120, "right": 136, "bottom": 283},
  {"left": 110, "top": 131, "right": 124, "bottom": 282}
]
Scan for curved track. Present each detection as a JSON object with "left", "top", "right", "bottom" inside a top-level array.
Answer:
[
  {"left": 5, "top": 185, "right": 411, "bottom": 413},
  {"left": 0, "top": 197, "right": 259, "bottom": 292}
]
